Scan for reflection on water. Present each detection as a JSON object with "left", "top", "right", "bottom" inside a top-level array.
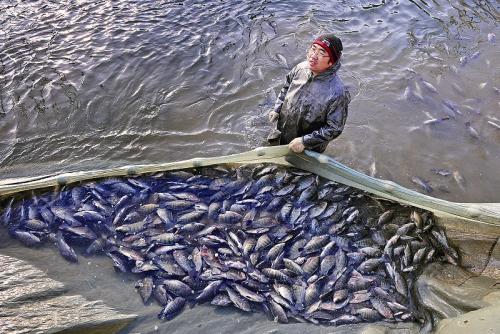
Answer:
[
  {"left": 0, "top": 1, "right": 498, "bottom": 331},
  {"left": 0, "top": 1, "right": 498, "bottom": 203}
]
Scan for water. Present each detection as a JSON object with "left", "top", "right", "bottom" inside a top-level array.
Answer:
[{"left": 0, "top": 0, "right": 499, "bottom": 333}]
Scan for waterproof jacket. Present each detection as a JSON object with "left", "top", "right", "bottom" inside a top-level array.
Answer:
[{"left": 272, "top": 60, "right": 351, "bottom": 153}]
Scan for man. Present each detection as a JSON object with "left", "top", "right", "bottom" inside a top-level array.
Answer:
[{"left": 268, "top": 34, "right": 351, "bottom": 153}]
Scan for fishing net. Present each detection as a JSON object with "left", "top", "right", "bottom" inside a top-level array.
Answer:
[{"left": 0, "top": 146, "right": 498, "bottom": 333}]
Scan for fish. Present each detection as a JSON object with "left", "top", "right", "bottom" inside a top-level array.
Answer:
[
  {"left": 394, "top": 271, "right": 408, "bottom": 297},
  {"left": 319, "top": 255, "right": 336, "bottom": 276},
  {"left": 349, "top": 290, "right": 371, "bottom": 304},
  {"left": 422, "top": 117, "right": 450, "bottom": 126},
  {"left": 412, "top": 247, "right": 427, "bottom": 264},
  {"left": 411, "top": 176, "right": 433, "bottom": 193},
  {"left": 233, "top": 283, "right": 266, "bottom": 302},
  {"left": 452, "top": 170, "right": 466, "bottom": 188},
  {"left": 402, "top": 83, "right": 421, "bottom": 102},
  {"left": 459, "top": 51, "right": 481, "bottom": 66},
  {"left": 275, "top": 53, "right": 288, "bottom": 68},
  {"left": 196, "top": 280, "right": 223, "bottom": 303},
  {"left": 149, "top": 232, "right": 183, "bottom": 245},
  {"left": 465, "top": 121, "right": 480, "bottom": 139},
  {"left": 86, "top": 237, "right": 108, "bottom": 255},
  {"left": 304, "top": 277, "right": 325, "bottom": 306},
  {"left": 255, "top": 233, "right": 273, "bottom": 252},
  {"left": 430, "top": 168, "right": 452, "bottom": 177},
  {"left": 355, "top": 307, "right": 381, "bottom": 321},
  {"left": 319, "top": 240, "right": 336, "bottom": 258},
  {"left": 136, "top": 277, "right": 154, "bottom": 304},
  {"left": 177, "top": 210, "right": 205, "bottom": 224},
  {"left": 309, "top": 201, "right": 328, "bottom": 219},
  {"left": 0, "top": 162, "right": 458, "bottom": 328},
  {"left": 61, "top": 225, "right": 98, "bottom": 239},
  {"left": 225, "top": 286, "right": 251, "bottom": 312},
  {"left": 162, "top": 279, "right": 194, "bottom": 297},
  {"left": 269, "top": 299, "right": 288, "bottom": 323},
  {"left": 410, "top": 211, "right": 423, "bottom": 230},
  {"left": 297, "top": 186, "right": 317, "bottom": 204},
  {"left": 371, "top": 297, "right": 394, "bottom": 319},
  {"left": 74, "top": 210, "right": 106, "bottom": 222},
  {"left": 420, "top": 79, "right": 438, "bottom": 94},
  {"left": 396, "top": 222, "right": 415, "bottom": 236},
  {"left": 158, "top": 297, "right": 186, "bottom": 320},
  {"left": 266, "top": 242, "right": 286, "bottom": 262},
  {"left": 357, "top": 258, "right": 384, "bottom": 273},
  {"left": 55, "top": 231, "right": 78, "bottom": 263},
  {"left": 262, "top": 268, "right": 293, "bottom": 284},
  {"left": 218, "top": 211, "right": 242, "bottom": 224},
  {"left": 442, "top": 99, "right": 461, "bottom": 117},
  {"left": 51, "top": 207, "right": 81, "bottom": 226},
  {"left": 302, "top": 256, "right": 320, "bottom": 275},
  {"left": 132, "top": 261, "right": 158, "bottom": 273},
  {"left": 116, "top": 246, "right": 144, "bottom": 261},
  {"left": 377, "top": 210, "right": 394, "bottom": 226},
  {"left": 283, "top": 258, "right": 304, "bottom": 276},
  {"left": 487, "top": 120, "right": 500, "bottom": 130},
  {"left": 303, "top": 235, "right": 330, "bottom": 254},
  {"left": 153, "top": 284, "right": 170, "bottom": 306},
  {"left": 348, "top": 273, "right": 375, "bottom": 291},
  {"left": 331, "top": 314, "right": 361, "bottom": 325},
  {"left": 173, "top": 250, "right": 195, "bottom": 277},
  {"left": 242, "top": 238, "right": 256, "bottom": 257},
  {"left": 106, "top": 251, "right": 128, "bottom": 272},
  {"left": 13, "top": 230, "right": 41, "bottom": 247},
  {"left": 488, "top": 33, "right": 496, "bottom": 43},
  {"left": 210, "top": 293, "right": 232, "bottom": 307},
  {"left": 275, "top": 184, "right": 295, "bottom": 196}
]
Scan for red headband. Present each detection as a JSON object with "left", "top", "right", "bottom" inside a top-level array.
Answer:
[{"left": 312, "top": 38, "right": 337, "bottom": 63}]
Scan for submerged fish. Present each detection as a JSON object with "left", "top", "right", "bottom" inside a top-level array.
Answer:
[
  {"left": 465, "top": 122, "right": 480, "bottom": 139},
  {"left": 410, "top": 177, "right": 433, "bottom": 193},
  {"left": 430, "top": 168, "right": 452, "bottom": 177}
]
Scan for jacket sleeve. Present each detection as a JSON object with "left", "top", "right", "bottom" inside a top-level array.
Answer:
[
  {"left": 302, "top": 91, "right": 351, "bottom": 149},
  {"left": 273, "top": 67, "right": 296, "bottom": 114}
]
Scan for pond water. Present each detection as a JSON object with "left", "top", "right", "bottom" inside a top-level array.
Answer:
[{"left": 0, "top": 0, "right": 499, "bottom": 333}]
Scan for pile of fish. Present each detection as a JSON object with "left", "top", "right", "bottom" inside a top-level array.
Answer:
[{"left": 0, "top": 163, "right": 459, "bottom": 327}]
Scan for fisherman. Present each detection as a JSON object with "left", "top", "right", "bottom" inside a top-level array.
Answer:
[{"left": 268, "top": 34, "right": 351, "bottom": 153}]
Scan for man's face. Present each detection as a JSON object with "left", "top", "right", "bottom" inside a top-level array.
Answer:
[{"left": 307, "top": 44, "right": 332, "bottom": 74}]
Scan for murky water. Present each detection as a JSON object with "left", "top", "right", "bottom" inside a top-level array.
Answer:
[{"left": 0, "top": 0, "right": 499, "bottom": 333}]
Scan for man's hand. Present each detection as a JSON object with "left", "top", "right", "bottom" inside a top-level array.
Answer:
[
  {"left": 268, "top": 111, "right": 279, "bottom": 122},
  {"left": 288, "top": 137, "right": 305, "bottom": 153}
]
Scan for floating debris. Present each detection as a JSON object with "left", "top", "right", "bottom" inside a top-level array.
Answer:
[{"left": 0, "top": 163, "right": 459, "bottom": 328}]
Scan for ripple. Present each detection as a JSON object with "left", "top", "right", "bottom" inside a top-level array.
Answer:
[{"left": 0, "top": 0, "right": 498, "bottom": 207}]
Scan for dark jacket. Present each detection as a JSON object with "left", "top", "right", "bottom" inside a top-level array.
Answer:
[{"left": 270, "top": 60, "right": 351, "bottom": 153}]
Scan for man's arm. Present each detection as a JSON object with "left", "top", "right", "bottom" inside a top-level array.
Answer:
[{"left": 302, "top": 91, "right": 351, "bottom": 149}]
